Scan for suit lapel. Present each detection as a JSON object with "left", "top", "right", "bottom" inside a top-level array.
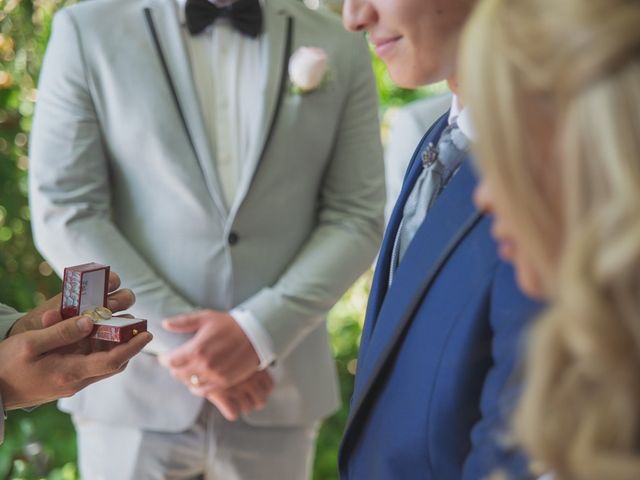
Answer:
[
  {"left": 143, "top": 0, "right": 226, "bottom": 216},
  {"left": 344, "top": 161, "right": 483, "bottom": 444},
  {"left": 230, "top": 4, "right": 293, "bottom": 218},
  {"left": 360, "top": 113, "right": 450, "bottom": 352}
]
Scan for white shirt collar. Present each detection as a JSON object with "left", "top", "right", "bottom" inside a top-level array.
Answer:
[{"left": 448, "top": 94, "right": 475, "bottom": 140}]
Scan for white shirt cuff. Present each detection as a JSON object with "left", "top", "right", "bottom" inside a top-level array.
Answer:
[
  {"left": 0, "top": 312, "right": 23, "bottom": 340},
  {"left": 230, "top": 308, "right": 276, "bottom": 370}
]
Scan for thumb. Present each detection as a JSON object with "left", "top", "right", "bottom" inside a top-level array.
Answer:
[
  {"left": 162, "top": 313, "right": 205, "bottom": 333},
  {"left": 30, "top": 316, "right": 94, "bottom": 354}
]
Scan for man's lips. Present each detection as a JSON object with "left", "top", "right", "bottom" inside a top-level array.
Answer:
[{"left": 369, "top": 35, "right": 402, "bottom": 58}]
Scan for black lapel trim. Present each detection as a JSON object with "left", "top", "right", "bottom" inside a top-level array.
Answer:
[
  {"left": 256, "top": 15, "right": 293, "bottom": 163},
  {"left": 144, "top": 8, "right": 200, "bottom": 166}
]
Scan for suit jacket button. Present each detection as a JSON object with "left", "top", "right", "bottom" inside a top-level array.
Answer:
[{"left": 228, "top": 232, "right": 239, "bottom": 245}]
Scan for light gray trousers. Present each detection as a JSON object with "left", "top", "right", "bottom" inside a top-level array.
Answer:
[{"left": 73, "top": 404, "right": 319, "bottom": 480}]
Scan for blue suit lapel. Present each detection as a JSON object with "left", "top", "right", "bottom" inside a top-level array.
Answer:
[
  {"left": 344, "top": 160, "right": 483, "bottom": 445},
  {"left": 360, "top": 113, "right": 450, "bottom": 352}
]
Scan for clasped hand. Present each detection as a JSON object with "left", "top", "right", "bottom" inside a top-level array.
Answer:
[{"left": 159, "top": 310, "right": 273, "bottom": 421}]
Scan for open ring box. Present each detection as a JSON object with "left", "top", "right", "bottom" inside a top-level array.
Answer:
[{"left": 60, "top": 262, "right": 147, "bottom": 342}]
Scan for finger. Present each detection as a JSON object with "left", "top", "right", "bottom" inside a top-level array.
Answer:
[
  {"left": 167, "top": 366, "right": 197, "bottom": 384},
  {"left": 188, "top": 384, "right": 216, "bottom": 397},
  {"left": 254, "top": 371, "right": 274, "bottom": 396},
  {"left": 81, "top": 332, "right": 152, "bottom": 378},
  {"left": 106, "top": 288, "right": 135, "bottom": 313},
  {"left": 30, "top": 316, "right": 95, "bottom": 354},
  {"left": 208, "top": 393, "right": 240, "bottom": 421},
  {"left": 101, "top": 332, "right": 152, "bottom": 369},
  {"left": 235, "top": 389, "right": 257, "bottom": 414},
  {"left": 239, "top": 384, "right": 263, "bottom": 411},
  {"left": 158, "top": 342, "right": 197, "bottom": 369},
  {"left": 209, "top": 342, "right": 260, "bottom": 387},
  {"left": 107, "top": 272, "right": 122, "bottom": 292},
  {"left": 54, "top": 338, "right": 93, "bottom": 356},
  {"left": 161, "top": 313, "right": 207, "bottom": 333},
  {"left": 72, "top": 363, "right": 128, "bottom": 393},
  {"left": 245, "top": 373, "right": 272, "bottom": 408},
  {"left": 173, "top": 367, "right": 226, "bottom": 390},
  {"left": 41, "top": 309, "right": 63, "bottom": 329},
  {"left": 168, "top": 364, "right": 217, "bottom": 389},
  {"left": 34, "top": 294, "right": 62, "bottom": 316}
]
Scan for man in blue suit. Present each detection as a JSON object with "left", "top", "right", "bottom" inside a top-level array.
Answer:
[{"left": 340, "top": 0, "right": 541, "bottom": 478}]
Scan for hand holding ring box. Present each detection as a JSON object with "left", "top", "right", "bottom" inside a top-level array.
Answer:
[{"left": 60, "top": 263, "right": 148, "bottom": 343}]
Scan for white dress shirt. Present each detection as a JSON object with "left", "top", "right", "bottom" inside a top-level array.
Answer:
[
  {"left": 448, "top": 94, "right": 474, "bottom": 140},
  {"left": 177, "top": 0, "right": 275, "bottom": 368}
]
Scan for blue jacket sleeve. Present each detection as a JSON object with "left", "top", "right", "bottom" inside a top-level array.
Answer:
[{"left": 462, "top": 262, "right": 542, "bottom": 480}]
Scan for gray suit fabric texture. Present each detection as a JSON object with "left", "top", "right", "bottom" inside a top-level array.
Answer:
[
  {"left": 28, "top": 0, "right": 384, "bottom": 466},
  {"left": 74, "top": 405, "right": 319, "bottom": 479}
]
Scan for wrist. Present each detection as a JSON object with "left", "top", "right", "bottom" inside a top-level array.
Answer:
[
  {"left": 6, "top": 319, "right": 22, "bottom": 338},
  {"left": 0, "top": 312, "right": 25, "bottom": 339}
]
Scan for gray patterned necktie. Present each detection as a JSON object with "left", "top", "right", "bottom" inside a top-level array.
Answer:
[{"left": 390, "top": 123, "right": 470, "bottom": 284}]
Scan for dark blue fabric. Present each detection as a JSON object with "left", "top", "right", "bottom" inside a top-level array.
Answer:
[{"left": 339, "top": 114, "right": 542, "bottom": 480}]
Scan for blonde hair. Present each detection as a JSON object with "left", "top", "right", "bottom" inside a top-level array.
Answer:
[{"left": 461, "top": 0, "right": 640, "bottom": 479}]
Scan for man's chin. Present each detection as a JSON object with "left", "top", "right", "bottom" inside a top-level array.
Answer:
[{"left": 387, "top": 65, "right": 435, "bottom": 89}]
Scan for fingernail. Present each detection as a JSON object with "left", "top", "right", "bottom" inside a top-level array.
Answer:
[{"left": 77, "top": 316, "right": 94, "bottom": 332}]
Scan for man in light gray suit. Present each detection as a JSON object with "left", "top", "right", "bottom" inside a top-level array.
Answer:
[{"left": 29, "top": 0, "right": 384, "bottom": 477}]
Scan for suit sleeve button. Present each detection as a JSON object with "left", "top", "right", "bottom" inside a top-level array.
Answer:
[{"left": 228, "top": 232, "right": 239, "bottom": 245}]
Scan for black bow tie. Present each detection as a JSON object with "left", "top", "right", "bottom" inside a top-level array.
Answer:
[{"left": 185, "top": 0, "right": 263, "bottom": 38}]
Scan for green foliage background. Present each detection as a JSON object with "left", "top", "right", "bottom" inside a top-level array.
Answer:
[{"left": 0, "top": 1, "right": 442, "bottom": 478}]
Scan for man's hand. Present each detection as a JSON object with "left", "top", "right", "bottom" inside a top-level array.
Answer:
[
  {"left": 0, "top": 315, "right": 152, "bottom": 410},
  {"left": 9, "top": 272, "right": 135, "bottom": 336},
  {"left": 159, "top": 310, "right": 260, "bottom": 390},
  {"left": 191, "top": 370, "right": 274, "bottom": 421}
]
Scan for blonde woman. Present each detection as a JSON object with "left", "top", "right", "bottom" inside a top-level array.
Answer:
[{"left": 462, "top": 0, "right": 640, "bottom": 479}]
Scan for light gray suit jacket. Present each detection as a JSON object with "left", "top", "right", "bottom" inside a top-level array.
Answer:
[{"left": 29, "top": 0, "right": 384, "bottom": 431}]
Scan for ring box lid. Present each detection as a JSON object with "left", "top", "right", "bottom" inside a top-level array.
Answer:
[{"left": 60, "top": 263, "right": 110, "bottom": 320}]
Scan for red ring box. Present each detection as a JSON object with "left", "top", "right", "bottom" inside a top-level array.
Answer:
[{"left": 60, "top": 262, "right": 147, "bottom": 342}]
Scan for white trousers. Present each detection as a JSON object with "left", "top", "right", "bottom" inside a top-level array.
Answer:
[{"left": 73, "top": 404, "right": 319, "bottom": 480}]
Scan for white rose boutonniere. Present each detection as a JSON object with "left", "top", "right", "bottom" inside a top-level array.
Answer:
[{"left": 288, "top": 47, "right": 329, "bottom": 95}]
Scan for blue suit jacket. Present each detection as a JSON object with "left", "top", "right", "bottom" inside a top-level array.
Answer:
[{"left": 339, "top": 114, "right": 541, "bottom": 479}]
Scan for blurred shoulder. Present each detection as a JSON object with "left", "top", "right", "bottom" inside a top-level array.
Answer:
[
  {"left": 399, "top": 93, "right": 452, "bottom": 127},
  {"left": 56, "top": 0, "right": 147, "bottom": 22}
]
